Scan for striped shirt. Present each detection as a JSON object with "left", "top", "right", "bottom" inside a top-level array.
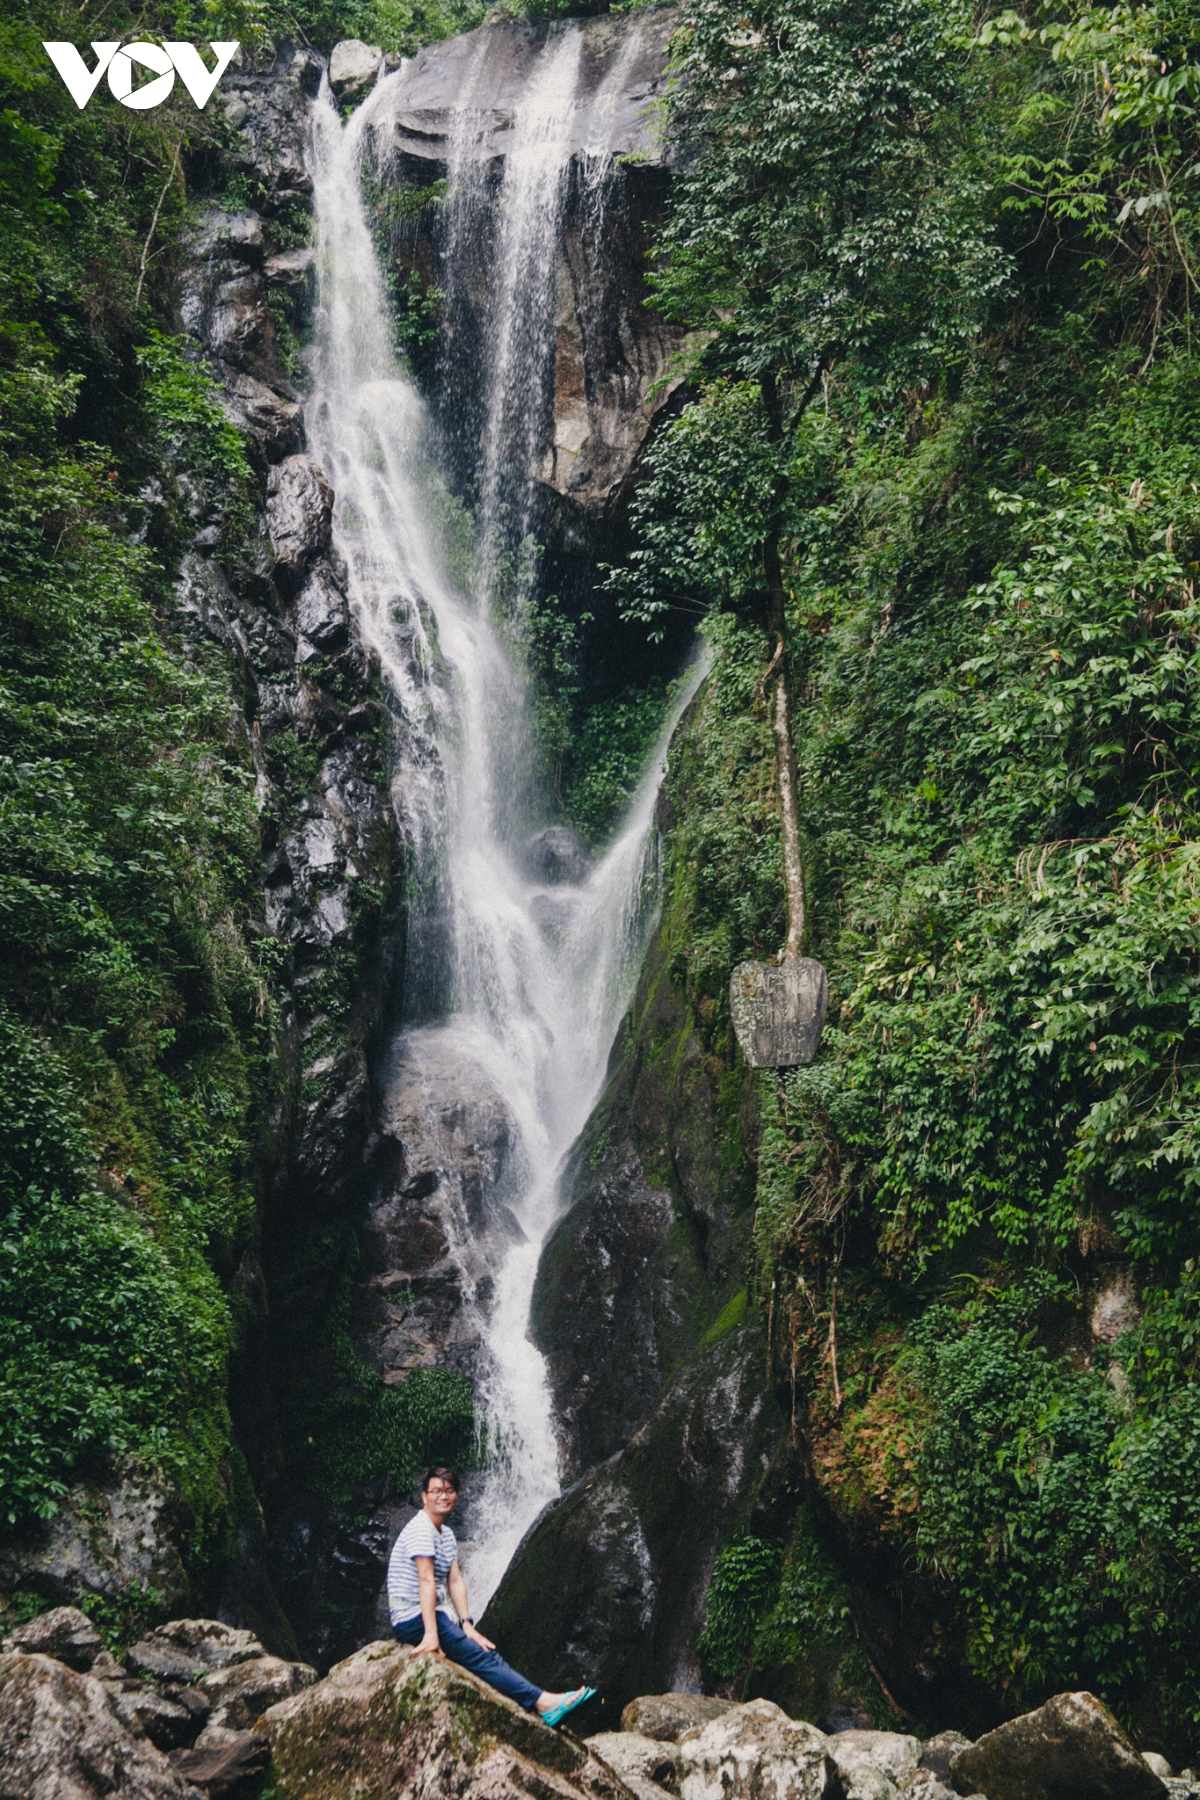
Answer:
[{"left": 387, "top": 1512, "right": 459, "bottom": 1626}]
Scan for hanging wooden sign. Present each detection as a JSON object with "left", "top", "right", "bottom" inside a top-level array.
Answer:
[{"left": 730, "top": 956, "right": 828, "bottom": 1069}]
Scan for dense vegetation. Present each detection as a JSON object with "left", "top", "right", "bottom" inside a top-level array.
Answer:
[
  {"left": 611, "top": 0, "right": 1200, "bottom": 1756},
  {"left": 5, "top": 0, "right": 1200, "bottom": 1747},
  {"left": 0, "top": 0, "right": 466, "bottom": 1609},
  {"left": 0, "top": 0, "right": 280, "bottom": 1592}
]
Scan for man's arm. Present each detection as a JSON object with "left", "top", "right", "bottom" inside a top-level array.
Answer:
[
  {"left": 448, "top": 1561, "right": 494, "bottom": 1650},
  {"left": 412, "top": 1556, "right": 442, "bottom": 1655}
]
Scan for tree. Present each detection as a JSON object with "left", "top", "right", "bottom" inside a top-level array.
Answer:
[{"left": 614, "top": 0, "right": 1008, "bottom": 956}]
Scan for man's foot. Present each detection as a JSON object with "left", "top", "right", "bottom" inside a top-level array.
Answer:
[{"left": 537, "top": 1687, "right": 597, "bottom": 1728}]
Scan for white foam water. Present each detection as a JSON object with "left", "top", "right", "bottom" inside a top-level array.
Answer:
[{"left": 305, "top": 40, "right": 701, "bottom": 1618}]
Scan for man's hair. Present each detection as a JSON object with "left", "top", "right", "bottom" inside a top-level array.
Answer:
[{"left": 421, "top": 1465, "right": 460, "bottom": 1494}]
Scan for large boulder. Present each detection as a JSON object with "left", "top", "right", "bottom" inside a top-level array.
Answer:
[
  {"left": 949, "top": 1691, "right": 1168, "bottom": 1800},
  {"left": 522, "top": 825, "right": 594, "bottom": 886},
  {"left": 587, "top": 1731, "right": 680, "bottom": 1798},
  {"left": 481, "top": 1321, "right": 784, "bottom": 1724},
  {"left": 0, "top": 1468, "right": 188, "bottom": 1615},
  {"left": 328, "top": 39, "right": 382, "bottom": 99},
  {"left": 0, "top": 1650, "right": 203, "bottom": 1800},
  {"left": 138, "top": 1620, "right": 267, "bottom": 1673},
  {"left": 3, "top": 1605, "right": 103, "bottom": 1671},
  {"left": 828, "top": 1729, "right": 918, "bottom": 1797},
  {"left": 262, "top": 1639, "right": 635, "bottom": 1799},
  {"left": 621, "top": 1694, "right": 738, "bottom": 1742},
  {"left": 676, "top": 1699, "right": 842, "bottom": 1800},
  {"left": 197, "top": 1653, "right": 317, "bottom": 1731}
]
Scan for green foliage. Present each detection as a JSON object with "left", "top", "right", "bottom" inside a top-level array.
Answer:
[
  {"left": 0, "top": 1013, "right": 230, "bottom": 1531},
  {"left": 273, "top": 0, "right": 483, "bottom": 54},
  {"left": 612, "top": 0, "right": 1200, "bottom": 1751},
  {"left": 910, "top": 1272, "right": 1200, "bottom": 1739},
  {"left": 700, "top": 1286, "right": 747, "bottom": 1346},
  {"left": 696, "top": 1535, "right": 781, "bottom": 1679},
  {"left": 288, "top": 1247, "right": 475, "bottom": 1503},
  {"left": 0, "top": 0, "right": 283, "bottom": 1550},
  {"left": 561, "top": 680, "right": 674, "bottom": 844},
  {"left": 697, "top": 1517, "right": 898, "bottom": 1724}
]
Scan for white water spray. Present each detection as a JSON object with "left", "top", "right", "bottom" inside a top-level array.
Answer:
[
  {"left": 478, "top": 27, "right": 583, "bottom": 600},
  {"left": 305, "top": 42, "right": 702, "bottom": 1616}
]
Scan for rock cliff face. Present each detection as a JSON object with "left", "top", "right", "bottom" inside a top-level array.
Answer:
[
  {"left": 361, "top": 8, "right": 681, "bottom": 522},
  {"left": 0, "top": 44, "right": 404, "bottom": 1650},
  {"left": 482, "top": 1321, "right": 787, "bottom": 1728}
]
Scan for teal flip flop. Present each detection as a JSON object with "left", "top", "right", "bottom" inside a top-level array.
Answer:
[{"left": 541, "top": 1687, "right": 597, "bottom": 1728}]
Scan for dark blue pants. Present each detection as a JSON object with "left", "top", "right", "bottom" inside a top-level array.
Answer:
[{"left": 392, "top": 1612, "right": 542, "bottom": 1710}]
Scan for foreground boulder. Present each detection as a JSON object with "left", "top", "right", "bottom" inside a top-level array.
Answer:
[
  {"left": 262, "top": 1640, "right": 635, "bottom": 1799},
  {"left": 588, "top": 1730, "right": 681, "bottom": 1798},
  {"left": 0, "top": 1650, "right": 203, "bottom": 1800},
  {"left": 620, "top": 1694, "right": 737, "bottom": 1742},
  {"left": 950, "top": 1691, "right": 1168, "bottom": 1800},
  {"left": 170, "top": 1731, "right": 271, "bottom": 1797},
  {"left": 3, "top": 1604, "right": 104, "bottom": 1671},
  {"left": 677, "top": 1699, "right": 842, "bottom": 1800}
]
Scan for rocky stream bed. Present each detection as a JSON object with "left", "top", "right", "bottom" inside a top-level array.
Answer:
[{"left": 2, "top": 1605, "right": 1196, "bottom": 1800}]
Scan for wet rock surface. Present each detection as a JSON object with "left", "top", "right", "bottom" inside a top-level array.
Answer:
[
  {"left": 262, "top": 1639, "right": 635, "bottom": 1799},
  {"left": 361, "top": 8, "right": 685, "bottom": 524},
  {"left": 523, "top": 823, "right": 595, "bottom": 885},
  {"left": 355, "top": 1027, "right": 524, "bottom": 1389},
  {"left": 530, "top": 888, "right": 757, "bottom": 1476},
  {"left": 166, "top": 43, "right": 408, "bottom": 1661},
  {"left": 950, "top": 1691, "right": 1168, "bottom": 1800},
  {"left": 481, "top": 1321, "right": 786, "bottom": 1724}
]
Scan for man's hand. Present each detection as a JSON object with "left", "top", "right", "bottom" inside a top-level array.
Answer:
[
  {"left": 413, "top": 1634, "right": 442, "bottom": 1656},
  {"left": 463, "top": 1624, "right": 495, "bottom": 1651}
]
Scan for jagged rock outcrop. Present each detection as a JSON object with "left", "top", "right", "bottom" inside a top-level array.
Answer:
[
  {"left": 0, "top": 1613, "right": 315, "bottom": 1798},
  {"left": 950, "top": 1691, "right": 1168, "bottom": 1800},
  {"left": 355, "top": 1029, "right": 524, "bottom": 1387},
  {"left": 0, "top": 1468, "right": 189, "bottom": 1623},
  {"left": 262, "top": 1639, "right": 635, "bottom": 1799},
  {"left": 0, "top": 1651, "right": 205, "bottom": 1800},
  {"left": 360, "top": 7, "right": 684, "bottom": 521},
  {"left": 4, "top": 1615, "right": 1182, "bottom": 1800}
]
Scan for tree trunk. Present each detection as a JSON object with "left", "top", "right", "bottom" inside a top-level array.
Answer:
[
  {"left": 771, "top": 647, "right": 806, "bottom": 960},
  {"left": 764, "top": 536, "right": 806, "bottom": 960}
]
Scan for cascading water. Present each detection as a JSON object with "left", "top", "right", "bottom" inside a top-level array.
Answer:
[
  {"left": 305, "top": 35, "right": 702, "bottom": 1617},
  {"left": 477, "top": 28, "right": 583, "bottom": 604}
]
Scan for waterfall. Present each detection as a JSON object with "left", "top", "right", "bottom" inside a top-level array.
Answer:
[
  {"left": 305, "top": 38, "right": 701, "bottom": 1618},
  {"left": 477, "top": 28, "right": 583, "bottom": 605}
]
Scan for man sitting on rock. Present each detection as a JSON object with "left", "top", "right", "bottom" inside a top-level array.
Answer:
[{"left": 388, "top": 1466, "right": 595, "bottom": 1729}]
